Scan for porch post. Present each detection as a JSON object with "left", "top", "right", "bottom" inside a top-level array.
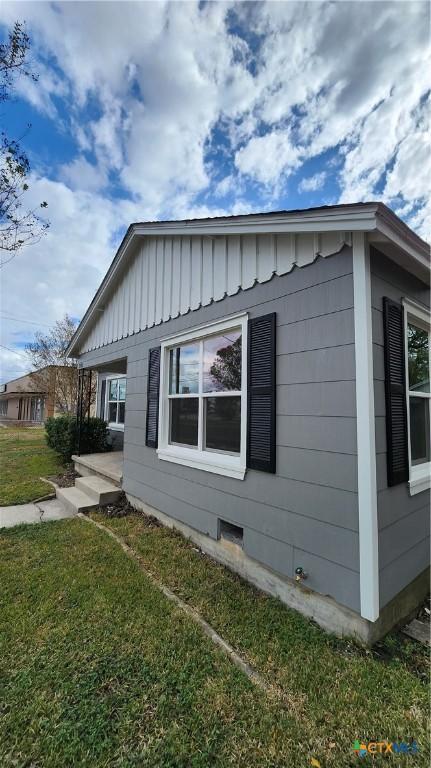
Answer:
[
  {"left": 352, "top": 231, "right": 379, "bottom": 622},
  {"left": 76, "top": 367, "right": 83, "bottom": 456}
]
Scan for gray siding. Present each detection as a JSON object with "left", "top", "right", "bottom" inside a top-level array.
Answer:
[
  {"left": 370, "top": 249, "right": 430, "bottom": 609},
  {"left": 82, "top": 248, "right": 361, "bottom": 612}
]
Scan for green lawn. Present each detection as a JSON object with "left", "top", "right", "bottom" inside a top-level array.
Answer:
[
  {"left": 0, "top": 514, "right": 429, "bottom": 767},
  {"left": 0, "top": 426, "right": 64, "bottom": 505}
]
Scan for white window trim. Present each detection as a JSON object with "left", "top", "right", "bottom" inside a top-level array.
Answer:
[
  {"left": 157, "top": 313, "right": 248, "bottom": 480},
  {"left": 403, "top": 298, "right": 431, "bottom": 496},
  {"left": 105, "top": 374, "right": 126, "bottom": 432}
]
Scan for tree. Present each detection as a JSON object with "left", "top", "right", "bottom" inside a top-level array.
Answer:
[
  {"left": 408, "top": 324, "right": 429, "bottom": 390},
  {"left": 209, "top": 336, "right": 242, "bottom": 391},
  {"left": 0, "top": 21, "right": 48, "bottom": 265},
  {"left": 26, "top": 314, "right": 80, "bottom": 414}
]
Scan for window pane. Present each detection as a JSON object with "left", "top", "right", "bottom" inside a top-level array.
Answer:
[
  {"left": 408, "top": 324, "right": 429, "bottom": 392},
  {"left": 169, "top": 344, "right": 199, "bottom": 394},
  {"left": 118, "top": 402, "right": 125, "bottom": 424},
  {"left": 109, "top": 379, "right": 118, "bottom": 400},
  {"left": 170, "top": 398, "right": 199, "bottom": 446},
  {"left": 109, "top": 402, "right": 118, "bottom": 423},
  {"left": 203, "top": 331, "right": 241, "bottom": 392},
  {"left": 118, "top": 379, "right": 126, "bottom": 401},
  {"left": 205, "top": 396, "right": 241, "bottom": 453},
  {"left": 409, "top": 397, "right": 430, "bottom": 464}
]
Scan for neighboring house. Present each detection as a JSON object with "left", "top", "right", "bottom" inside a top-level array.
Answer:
[
  {"left": 67, "top": 203, "right": 430, "bottom": 643},
  {"left": 0, "top": 366, "right": 71, "bottom": 424}
]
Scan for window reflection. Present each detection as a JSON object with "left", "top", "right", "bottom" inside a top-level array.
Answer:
[
  {"left": 409, "top": 397, "right": 430, "bottom": 464},
  {"left": 169, "top": 343, "right": 199, "bottom": 394},
  {"left": 205, "top": 397, "right": 240, "bottom": 453},
  {"left": 109, "top": 379, "right": 118, "bottom": 400},
  {"left": 203, "top": 331, "right": 241, "bottom": 392},
  {"left": 408, "top": 323, "right": 429, "bottom": 393},
  {"left": 118, "top": 379, "right": 126, "bottom": 401},
  {"left": 170, "top": 399, "right": 199, "bottom": 446}
]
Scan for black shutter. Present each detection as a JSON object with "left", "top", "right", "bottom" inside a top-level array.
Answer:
[
  {"left": 99, "top": 379, "right": 106, "bottom": 420},
  {"left": 383, "top": 297, "right": 408, "bottom": 486},
  {"left": 146, "top": 346, "right": 161, "bottom": 448},
  {"left": 247, "top": 313, "right": 276, "bottom": 473}
]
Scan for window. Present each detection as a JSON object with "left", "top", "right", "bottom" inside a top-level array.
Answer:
[
  {"left": 105, "top": 376, "right": 126, "bottom": 429},
  {"left": 0, "top": 400, "right": 7, "bottom": 417},
  {"left": 158, "top": 314, "right": 247, "bottom": 479},
  {"left": 404, "top": 300, "right": 430, "bottom": 495}
]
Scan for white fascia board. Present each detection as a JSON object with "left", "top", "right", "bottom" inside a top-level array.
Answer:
[
  {"left": 133, "top": 206, "right": 379, "bottom": 236},
  {"left": 352, "top": 232, "right": 379, "bottom": 622}
]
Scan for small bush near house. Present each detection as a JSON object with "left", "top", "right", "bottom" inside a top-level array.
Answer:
[{"left": 45, "top": 414, "right": 109, "bottom": 460}]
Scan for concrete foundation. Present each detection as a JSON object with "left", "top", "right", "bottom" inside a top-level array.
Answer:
[{"left": 126, "top": 492, "right": 430, "bottom": 646}]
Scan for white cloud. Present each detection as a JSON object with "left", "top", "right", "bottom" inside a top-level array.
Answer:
[
  {"left": 59, "top": 157, "right": 108, "bottom": 193},
  {"left": 235, "top": 130, "right": 301, "bottom": 185},
  {"left": 298, "top": 172, "right": 326, "bottom": 193}
]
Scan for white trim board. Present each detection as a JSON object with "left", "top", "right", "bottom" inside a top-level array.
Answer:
[{"left": 353, "top": 232, "right": 379, "bottom": 622}]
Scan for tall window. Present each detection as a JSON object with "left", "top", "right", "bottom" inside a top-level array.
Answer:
[
  {"left": 404, "top": 300, "right": 430, "bottom": 494},
  {"left": 0, "top": 400, "right": 7, "bottom": 417},
  {"left": 158, "top": 315, "right": 247, "bottom": 479},
  {"left": 106, "top": 377, "right": 126, "bottom": 428}
]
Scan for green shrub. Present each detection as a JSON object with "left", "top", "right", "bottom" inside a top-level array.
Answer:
[{"left": 45, "top": 415, "right": 109, "bottom": 461}]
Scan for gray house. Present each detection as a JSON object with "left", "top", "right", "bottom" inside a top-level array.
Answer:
[{"left": 67, "top": 203, "right": 430, "bottom": 644}]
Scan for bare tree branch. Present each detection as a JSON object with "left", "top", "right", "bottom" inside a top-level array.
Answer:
[{"left": 0, "top": 21, "right": 49, "bottom": 264}]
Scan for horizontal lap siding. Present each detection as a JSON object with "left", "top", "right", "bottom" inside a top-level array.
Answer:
[
  {"left": 85, "top": 248, "right": 360, "bottom": 612},
  {"left": 370, "top": 250, "right": 430, "bottom": 609}
]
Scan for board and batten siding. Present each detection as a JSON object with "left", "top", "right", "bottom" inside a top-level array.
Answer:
[
  {"left": 80, "top": 247, "right": 361, "bottom": 614},
  {"left": 78, "top": 231, "right": 351, "bottom": 354},
  {"left": 370, "top": 248, "right": 430, "bottom": 609}
]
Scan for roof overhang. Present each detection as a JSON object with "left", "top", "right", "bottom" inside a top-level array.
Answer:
[{"left": 67, "top": 202, "right": 430, "bottom": 357}]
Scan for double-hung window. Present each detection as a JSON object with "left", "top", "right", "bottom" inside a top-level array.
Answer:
[
  {"left": 106, "top": 376, "right": 126, "bottom": 430},
  {"left": 157, "top": 314, "right": 247, "bottom": 479},
  {"left": 403, "top": 300, "right": 430, "bottom": 495}
]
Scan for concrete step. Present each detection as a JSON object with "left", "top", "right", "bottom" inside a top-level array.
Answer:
[
  {"left": 56, "top": 486, "right": 97, "bottom": 515},
  {"left": 75, "top": 475, "right": 121, "bottom": 506},
  {"left": 72, "top": 453, "right": 122, "bottom": 487}
]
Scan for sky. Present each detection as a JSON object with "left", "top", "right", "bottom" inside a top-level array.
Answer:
[{"left": 0, "top": 0, "right": 429, "bottom": 383}]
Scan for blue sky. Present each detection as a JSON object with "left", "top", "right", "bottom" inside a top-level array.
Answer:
[{"left": 0, "top": 0, "right": 429, "bottom": 382}]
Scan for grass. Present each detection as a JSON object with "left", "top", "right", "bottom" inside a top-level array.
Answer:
[
  {"left": 0, "top": 425, "right": 64, "bottom": 505},
  {"left": 0, "top": 513, "right": 429, "bottom": 767}
]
